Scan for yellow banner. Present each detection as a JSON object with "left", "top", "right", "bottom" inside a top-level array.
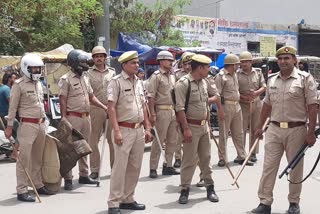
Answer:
[{"left": 260, "top": 36, "right": 276, "bottom": 57}]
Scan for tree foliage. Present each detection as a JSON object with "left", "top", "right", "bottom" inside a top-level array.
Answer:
[
  {"left": 110, "top": 0, "right": 193, "bottom": 47},
  {"left": 0, "top": 0, "right": 103, "bottom": 55}
]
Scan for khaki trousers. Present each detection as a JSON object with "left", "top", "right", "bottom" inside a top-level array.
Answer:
[
  {"left": 218, "top": 103, "right": 246, "bottom": 161},
  {"left": 89, "top": 107, "right": 114, "bottom": 173},
  {"left": 16, "top": 122, "right": 46, "bottom": 194},
  {"left": 150, "top": 109, "right": 178, "bottom": 168},
  {"left": 180, "top": 123, "right": 213, "bottom": 189},
  {"left": 108, "top": 126, "right": 145, "bottom": 208},
  {"left": 174, "top": 133, "right": 183, "bottom": 160},
  {"left": 240, "top": 100, "right": 262, "bottom": 154},
  {"left": 258, "top": 123, "right": 306, "bottom": 205},
  {"left": 64, "top": 115, "right": 91, "bottom": 179}
]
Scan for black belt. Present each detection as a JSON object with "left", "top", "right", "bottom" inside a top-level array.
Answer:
[{"left": 271, "top": 121, "right": 306, "bottom": 129}]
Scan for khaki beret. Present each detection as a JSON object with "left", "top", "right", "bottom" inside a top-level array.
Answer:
[
  {"left": 181, "top": 52, "right": 196, "bottom": 63},
  {"left": 275, "top": 46, "right": 297, "bottom": 57},
  {"left": 192, "top": 54, "right": 212, "bottom": 64},
  {"left": 118, "top": 51, "right": 138, "bottom": 64}
]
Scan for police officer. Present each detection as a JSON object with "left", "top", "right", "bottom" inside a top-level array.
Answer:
[
  {"left": 175, "top": 54, "right": 219, "bottom": 204},
  {"left": 147, "top": 50, "right": 179, "bottom": 178},
  {"left": 59, "top": 49, "right": 108, "bottom": 190},
  {"left": 215, "top": 54, "right": 253, "bottom": 167},
  {"left": 237, "top": 51, "right": 266, "bottom": 162},
  {"left": 173, "top": 52, "right": 195, "bottom": 168},
  {"left": 251, "top": 46, "right": 318, "bottom": 214},
  {"left": 107, "top": 51, "right": 152, "bottom": 214},
  {"left": 5, "top": 53, "right": 54, "bottom": 202},
  {"left": 87, "top": 46, "right": 115, "bottom": 179}
]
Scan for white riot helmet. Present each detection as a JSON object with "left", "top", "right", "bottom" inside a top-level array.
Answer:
[
  {"left": 156, "top": 51, "right": 174, "bottom": 61},
  {"left": 20, "top": 53, "right": 44, "bottom": 81}
]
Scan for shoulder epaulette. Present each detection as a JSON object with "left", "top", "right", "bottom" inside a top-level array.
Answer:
[
  {"left": 297, "top": 70, "right": 310, "bottom": 77},
  {"left": 268, "top": 72, "right": 279, "bottom": 79},
  {"left": 15, "top": 78, "right": 23, "bottom": 84},
  {"left": 107, "top": 66, "right": 116, "bottom": 72},
  {"left": 218, "top": 70, "right": 224, "bottom": 75},
  {"left": 153, "top": 70, "right": 160, "bottom": 75},
  {"left": 61, "top": 71, "right": 72, "bottom": 79},
  {"left": 112, "top": 74, "right": 121, "bottom": 80}
]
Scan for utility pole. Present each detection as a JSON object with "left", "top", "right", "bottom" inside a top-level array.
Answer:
[{"left": 95, "top": 0, "right": 111, "bottom": 56}]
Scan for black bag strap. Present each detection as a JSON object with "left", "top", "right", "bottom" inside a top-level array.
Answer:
[{"left": 184, "top": 78, "right": 191, "bottom": 113}]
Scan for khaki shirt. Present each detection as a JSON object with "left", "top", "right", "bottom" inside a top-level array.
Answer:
[
  {"left": 175, "top": 73, "right": 218, "bottom": 120},
  {"left": 264, "top": 68, "right": 318, "bottom": 122},
  {"left": 7, "top": 75, "right": 45, "bottom": 126},
  {"left": 147, "top": 69, "right": 175, "bottom": 105},
  {"left": 174, "top": 68, "right": 188, "bottom": 81},
  {"left": 87, "top": 65, "right": 115, "bottom": 105},
  {"left": 107, "top": 71, "right": 145, "bottom": 123},
  {"left": 236, "top": 67, "right": 266, "bottom": 95},
  {"left": 214, "top": 68, "right": 240, "bottom": 101},
  {"left": 58, "top": 71, "right": 93, "bottom": 113}
]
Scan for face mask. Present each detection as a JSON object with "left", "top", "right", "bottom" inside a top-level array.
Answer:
[{"left": 31, "top": 73, "right": 42, "bottom": 81}]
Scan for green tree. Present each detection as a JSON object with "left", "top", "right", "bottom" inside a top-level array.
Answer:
[
  {"left": 0, "top": 0, "right": 103, "bottom": 55},
  {"left": 110, "top": 0, "right": 194, "bottom": 47}
]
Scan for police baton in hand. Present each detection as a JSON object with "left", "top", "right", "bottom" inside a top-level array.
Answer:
[
  {"left": 97, "top": 118, "right": 108, "bottom": 187},
  {"left": 279, "top": 143, "right": 308, "bottom": 180},
  {"left": 232, "top": 117, "right": 270, "bottom": 186},
  {"left": 209, "top": 123, "right": 240, "bottom": 189},
  {"left": 0, "top": 117, "right": 42, "bottom": 203}
]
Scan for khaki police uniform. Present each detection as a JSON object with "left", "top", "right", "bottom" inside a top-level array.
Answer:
[
  {"left": 257, "top": 68, "right": 318, "bottom": 205},
  {"left": 215, "top": 68, "right": 246, "bottom": 161},
  {"left": 237, "top": 68, "right": 266, "bottom": 154},
  {"left": 175, "top": 73, "right": 219, "bottom": 189},
  {"left": 87, "top": 65, "right": 115, "bottom": 172},
  {"left": 59, "top": 71, "right": 93, "bottom": 179},
  {"left": 147, "top": 69, "right": 178, "bottom": 169},
  {"left": 174, "top": 68, "right": 189, "bottom": 160},
  {"left": 107, "top": 71, "right": 146, "bottom": 208},
  {"left": 7, "top": 75, "right": 46, "bottom": 194}
]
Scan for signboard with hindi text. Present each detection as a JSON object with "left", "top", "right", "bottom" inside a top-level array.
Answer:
[{"left": 260, "top": 36, "right": 276, "bottom": 57}]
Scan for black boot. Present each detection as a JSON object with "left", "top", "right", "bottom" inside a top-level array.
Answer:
[
  {"left": 173, "top": 159, "right": 181, "bottom": 168},
  {"left": 162, "top": 166, "right": 180, "bottom": 175},
  {"left": 79, "top": 176, "right": 98, "bottom": 184},
  {"left": 108, "top": 207, "right": 121, "bottom": 214},
  {"left": 217, "top": 160, "right": 225, "bottom": 167},
  {"left": 206, "top": 184, "right": 219, "bottom": 202},
  {"left": 64, "top": 180, "right": 73, "bottom": 191},
  {"left": 17, "top": 193, "right": 35, "bottom": 202},
  {"left": 196, "top": 179, "right": 205, "bottom": 187},
  {"left": 178, "top": 188, "right": 189, "bottom": 204},
  {"left": 288, "top": 203, "right": 300, "bottom": 214},
  {"left": 89, "top": 172, "right": 99, "bottom": 179},
  {"left": 149, "top": 169, "right": 158, "bottom": 178},
  {"left": 251, "top": 203, "right": 271, "bottom": 214},
  {"left": 37, "top": 186, "right": 55, "bottom": 195}
]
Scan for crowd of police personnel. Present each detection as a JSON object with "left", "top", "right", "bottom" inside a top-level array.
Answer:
[{"left": 3, "top": 45, "right": 318, "bottom": 214}]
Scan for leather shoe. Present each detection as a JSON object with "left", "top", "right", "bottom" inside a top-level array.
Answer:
[
  {"left": 217, "top": 159, "right": 225, "bottom": 167},
  {"left": 37, "top": 186, "right": 55, "bottom": 195},
  {"left": 17, "top": 193, "right": 35, "bottom": 202},
  {"left": 178, "top": 188, "right": 189, "bottom": 204},
  {"left": 108, "top": 207, "right": 121, "bottom": 214},
  {"left": 173, "top": 159, "right": 181, "bottom": 168},
  {"left": 288, "top": 203, "right": 300, "bottom": 214},
  {"left": 64, "top": 180, "right": 73, "bottom": 191},
  {"left": 250, "top": 154, "right": 258, "bottom": 162},
  {"left": 196, "top": 179, "right": 205, "bottom": 187},
  {"left": 79, "top": 176, "right": 98, "bottom": 184},
  {"left": 119, "top": 201, "right": 145, "bottom": 210},
  {"left": 206, "top": 184, "right": 219, "bottom": 202},
  {"left": 162, "top": 166, "right": 180, "bottom": 175},
  {"left": 149, "top": 169, "right": 158, "bottom": 178},
  {"left": 234, "top": 159, "right": 254, "bottom": 166},
  {"left": 89, "top": 172, "right": 99, "bottom": 179},
  {"left": 251, "top": 203, "right": 271, "bottom": 214}
]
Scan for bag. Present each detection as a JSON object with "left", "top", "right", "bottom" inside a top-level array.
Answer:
[{"left": 171, "top": 78, "right": 191, "bottom": 113}]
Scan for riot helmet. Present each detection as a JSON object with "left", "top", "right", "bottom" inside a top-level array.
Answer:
[
  {"left": 20, "top": 53, "right": 44, "bottom": 81},
  {"left": 67, "top": 49, "right": 90, "bottom": 75}
]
